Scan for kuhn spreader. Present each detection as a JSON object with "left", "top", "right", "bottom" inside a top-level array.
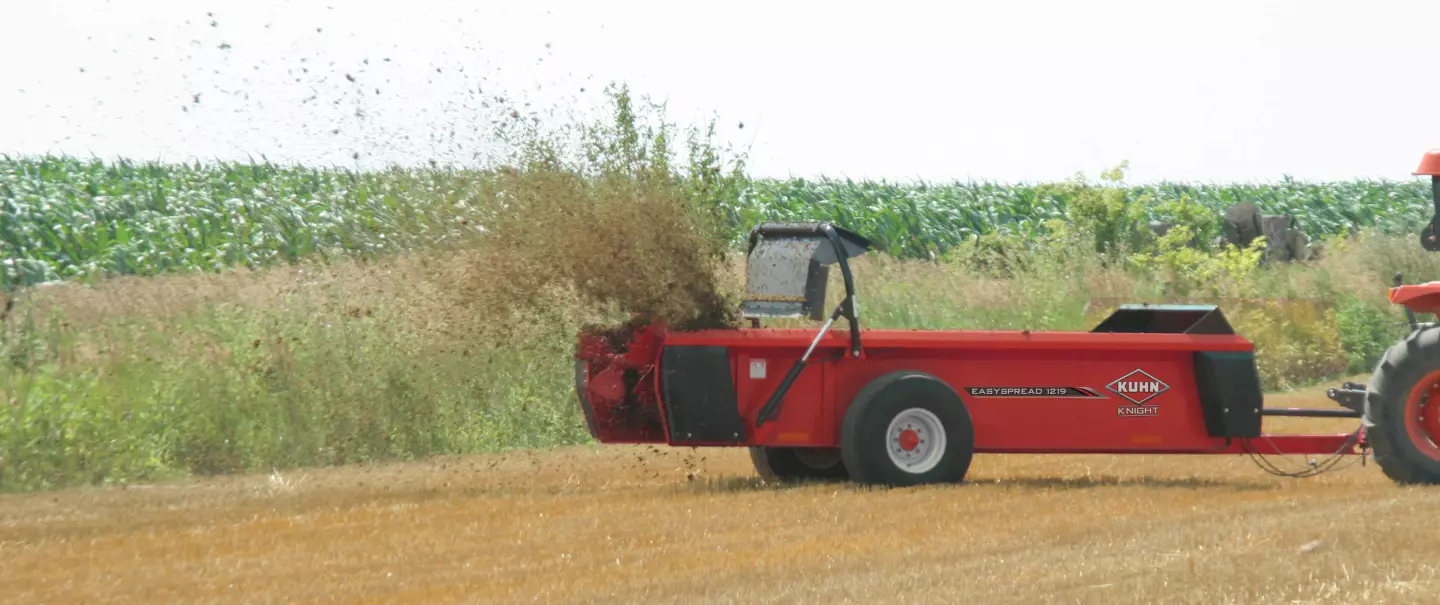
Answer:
[{"left": 575, "top": 151, "right": 1440, "bottom": 487}]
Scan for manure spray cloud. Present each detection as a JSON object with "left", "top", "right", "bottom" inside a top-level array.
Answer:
[{"left": 452, "top": 85, "right": 749, "bottom": 346}]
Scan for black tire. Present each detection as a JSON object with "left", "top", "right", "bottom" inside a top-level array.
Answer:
[
  {"left": 1365, "top": 326, "right": 1440, "bottom": 485},
  {"left": 749, "top": 446, "right": 849, "bottom": 482},
  {"left": 840, "top": 371, "right": 975, "bottom": 487}
]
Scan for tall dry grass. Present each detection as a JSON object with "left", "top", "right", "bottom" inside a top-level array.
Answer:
[
  {"left": 0, "top": 84, "right": 750, "bottom": 492},
  {"left": 3, "top": 222, "right": 1428, "bottom": 492}
]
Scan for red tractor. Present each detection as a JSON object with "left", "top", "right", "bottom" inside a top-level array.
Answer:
[{"left": 574, "top": 151, "right": 1440, "bottom": 486}]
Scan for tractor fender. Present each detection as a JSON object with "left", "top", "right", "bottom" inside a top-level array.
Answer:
[{"left": 1389, "top": 281, "right": 1440, "bottom": 316}]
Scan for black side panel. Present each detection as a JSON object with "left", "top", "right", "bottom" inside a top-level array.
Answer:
[
  {"left": 661, "top": 346, "right": 746, "bottom": 444},
  {"left": 1193, "top": 350, "right": 1263, "bottom": 438},
  {"left": 1091, "top": 305, "right": 1236, "bottom": 335},
  {"left": 804, "top": 259, "right": 829, "bottom": 321}
]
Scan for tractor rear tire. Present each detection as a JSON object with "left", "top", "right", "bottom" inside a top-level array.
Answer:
[
  {"left": 840, "top": 371, "right": 975, "bottom": 487},
  {"left": 1365, "top": 326, "right": 1440, "bottom": 485},
  {"left": 749, "top": 446, "right": 848, "bottom": 482}
]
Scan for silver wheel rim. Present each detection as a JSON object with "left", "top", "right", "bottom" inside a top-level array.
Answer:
[{"left": 886, "top": 408, "right": 947, "bottom": 474}]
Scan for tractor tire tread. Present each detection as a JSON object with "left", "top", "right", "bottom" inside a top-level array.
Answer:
[{"left": 1365, "top": 326, "right": 1440, "bottom": 485}]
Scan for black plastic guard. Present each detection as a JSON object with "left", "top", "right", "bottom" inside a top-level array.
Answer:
[
  {"left": 1091, "top": 304, "right": 1236, "bottom": 335},
  {"left": 660, "top": 346, "right": 746, "bottom": 444},
  {"left": 803, "top": 258, "right": 830, "bottom": 322},
  {"left": 1193, "top": 350, "right": 1263, "bottom": 438},
  {"left": 574, "top": 360, "right": 601, "bottom": 440}
]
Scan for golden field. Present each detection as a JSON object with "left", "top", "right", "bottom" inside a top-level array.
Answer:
[{"left": 3, "top": 381, "right": 1435, "bottom": 605}]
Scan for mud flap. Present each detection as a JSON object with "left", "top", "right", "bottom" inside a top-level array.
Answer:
[
  {"left": 1193, "top": 350, "right": 1263, "bottom": 438},
  {"left": 661, "top": 345, "right": 746, "bottom": 444}
]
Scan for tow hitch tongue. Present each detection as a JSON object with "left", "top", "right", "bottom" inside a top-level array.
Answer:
[
  {"left": 1327, "top": 382, "right": 1367, "bottom": 414},
  {"left": 742, "top": 222, "right": 874, "bottom": 427}
]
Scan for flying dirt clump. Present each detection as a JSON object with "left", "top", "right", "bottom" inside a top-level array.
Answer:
[{"left": 459, "top": 165, "right": 742, "bottom": 343}]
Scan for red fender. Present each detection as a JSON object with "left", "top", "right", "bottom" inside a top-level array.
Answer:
[{"left": 1390, "top": 282, "right": 1440, "bottom": 315}]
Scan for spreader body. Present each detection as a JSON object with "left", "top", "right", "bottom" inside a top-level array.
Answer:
[{"left": 575, "top": 307, "right": 1357, "bottom": 459}]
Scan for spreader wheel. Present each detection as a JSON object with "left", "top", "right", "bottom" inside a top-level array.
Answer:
[
  {"left": 748, "top": 447, "right": 848, "bottom": 482},
  {"left": 1365, "top": 327, "right": 1440, "bottom": 485},
  {"left": 840, "top": 371, "right": 975, "bottom": 487}
]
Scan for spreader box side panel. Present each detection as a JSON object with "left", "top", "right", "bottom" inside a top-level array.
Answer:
[
  {"left": 1193, "top": 350, "right": 1263, "bottom": 438},
  {"left": 831, "top": 348, "right": 1222, "bottom": 452},
  {"left": 732, "top": 350, "right": 831, "bottom": 447},
  {"left": 660, "top": 345, "right": 747, "bottom": 444}
]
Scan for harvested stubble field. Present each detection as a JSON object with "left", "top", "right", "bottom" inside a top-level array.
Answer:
[{"left": 2, "top": 383, "right": 1435, "bottom": 605}]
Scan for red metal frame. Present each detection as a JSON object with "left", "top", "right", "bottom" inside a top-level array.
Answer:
[{"left": 578, "top": 325, "right": 1363, "bottom": 457}]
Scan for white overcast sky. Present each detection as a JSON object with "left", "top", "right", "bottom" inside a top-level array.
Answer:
[{"left": 2, "top": 0, "right": 1439, "bottom": 184}]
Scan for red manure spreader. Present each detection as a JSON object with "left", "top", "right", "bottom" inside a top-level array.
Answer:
[{"left": 575, "top": 151, "right": 1440, "bottom": 487}]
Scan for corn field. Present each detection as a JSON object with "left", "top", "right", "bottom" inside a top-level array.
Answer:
[
  {"left": 736, "top": 177, "right": 1434, "bottom": 260},
  {"left": 0, "top": 156, "right": 477, "bottom": 287},
  {"left": 3, "top": 154, "right": 1433, "bottom": 286}
]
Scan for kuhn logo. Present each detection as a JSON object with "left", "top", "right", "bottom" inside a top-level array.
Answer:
[{"left": 1107, "top": 369, "right": 1168, "bottom": 417}]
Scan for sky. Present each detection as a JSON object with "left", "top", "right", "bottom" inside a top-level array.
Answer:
[{"left": 3, "top": 0, "right": 1439, "bottom": 184}]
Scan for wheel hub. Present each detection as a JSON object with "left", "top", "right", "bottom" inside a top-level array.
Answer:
[
  {"left": 1405, "top": 372, "right": 1440, "bottom": 462},
  {"left": 898, "top": 429, "right": 920, "bottom": 451},
  {"left": 1419, "top": 383, "right": 1440, "bottom": 447},
  {"left": 886, "top": 408, "right": 947, "bottom": 474}
]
